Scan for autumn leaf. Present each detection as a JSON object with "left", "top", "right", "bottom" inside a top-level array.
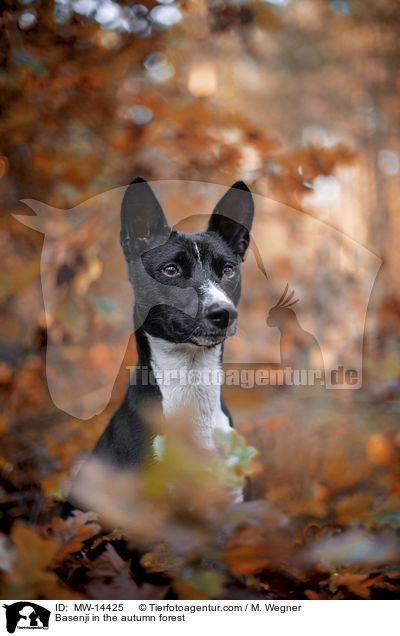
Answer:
[
  {"left": 47, "top": 510, "right": 101, "bottom": 563},
  {"left": 2, "top": 522, "right": 82, "bottom": 600},
  {"left": 141, "top": 542, "right": 181, "bottom": 574}
]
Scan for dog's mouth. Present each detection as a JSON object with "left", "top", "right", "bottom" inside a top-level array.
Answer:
[
  {"left": 190, "top": 322, "right": 237, "bottom": 347},
  {"left": 191, "top": 334, "right": 225, "bottom": 346}
]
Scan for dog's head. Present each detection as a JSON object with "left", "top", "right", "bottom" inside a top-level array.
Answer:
[{"left": 120, "top": 177, "right": 254, "bottom": 346}]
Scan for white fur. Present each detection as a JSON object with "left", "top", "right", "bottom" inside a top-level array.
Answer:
[
  {"left": 147, "top": 334, "right": 231, "bottom": 451},
  {"left": 201, "top": 281, "right": 233, "bottom": 307},
  {"left": 193, "top": 241, "right": 201, "bottom": 264},
  {"left": 153, "top": 434, "right": 165, "bottom": 459}
]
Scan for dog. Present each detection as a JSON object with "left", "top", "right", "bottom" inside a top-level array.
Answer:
[{"left": 90, "top": 177, "right": 254, "bottom": 474}]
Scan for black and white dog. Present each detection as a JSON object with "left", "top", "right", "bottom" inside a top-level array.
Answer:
[{"left": 91, "top": 177, "right": 254, "bottom": 470}]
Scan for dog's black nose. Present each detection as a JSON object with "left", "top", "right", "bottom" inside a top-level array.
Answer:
[{"left": 206, "top": 303, "right": 238, "bottom": 329}]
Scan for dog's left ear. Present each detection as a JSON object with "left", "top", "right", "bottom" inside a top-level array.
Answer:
[{"left": 207, "top": 181, "right": 254, "bottom": 259}]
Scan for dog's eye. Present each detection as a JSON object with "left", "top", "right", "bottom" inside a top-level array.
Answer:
[
  {"left": 223, "top": 264, "right": 235, "bottom": 278},
  {"left": 162, "top": 264, "right": 180, "bottom": 277}
]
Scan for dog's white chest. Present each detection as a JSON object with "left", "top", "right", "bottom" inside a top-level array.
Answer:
[{"left": 147, "top": 335, "right": 231, "bottom": 450}]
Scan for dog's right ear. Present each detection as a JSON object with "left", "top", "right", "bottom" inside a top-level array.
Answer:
[
  {"left": 120, "top": 177, "right": 171, "bottom": 259},
  {"left": 207, "top": 181, "right": 254, "bottom": 260}
]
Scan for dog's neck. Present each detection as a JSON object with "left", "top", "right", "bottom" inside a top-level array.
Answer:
[
  {"left": 146, "top": 334, "right": 223, "bottom": 374},
  {"left": 144, "top": 333, "right": 230, "bottom": 450}
]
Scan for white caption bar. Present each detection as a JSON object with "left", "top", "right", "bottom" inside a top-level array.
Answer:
[{"left": 1, "top": 600, "right": 395, "bottom": 636}]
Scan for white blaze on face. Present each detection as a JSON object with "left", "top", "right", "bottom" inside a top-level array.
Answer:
[
  {"left": 201, "top": 281, "right": 233, "bottom": 309},
  {"left": 193, "top": 241, "right": 201, "bottom": 264}
]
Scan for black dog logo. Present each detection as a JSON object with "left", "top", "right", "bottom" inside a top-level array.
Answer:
[{"left": 3, "top": 602, "right": 50, "bottom": 633}]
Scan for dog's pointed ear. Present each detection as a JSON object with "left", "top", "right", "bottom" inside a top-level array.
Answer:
[
  {"left": 207, "top": 181, "right": 254, "bottom": 259},
  {"left": 120, "top": 177, "right": 171, "bottom": 259}
]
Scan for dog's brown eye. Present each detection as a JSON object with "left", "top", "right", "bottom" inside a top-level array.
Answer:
[
  {"left": 223, "top": 265, "right": 235, "bottom": 278},
  {"left": 162, "top": 264, "right": 179, "bottom": 277}
]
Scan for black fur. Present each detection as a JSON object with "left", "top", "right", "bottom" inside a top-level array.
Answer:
[{"left": 91, "top": 179, "right": 254, "bottom": 467}]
